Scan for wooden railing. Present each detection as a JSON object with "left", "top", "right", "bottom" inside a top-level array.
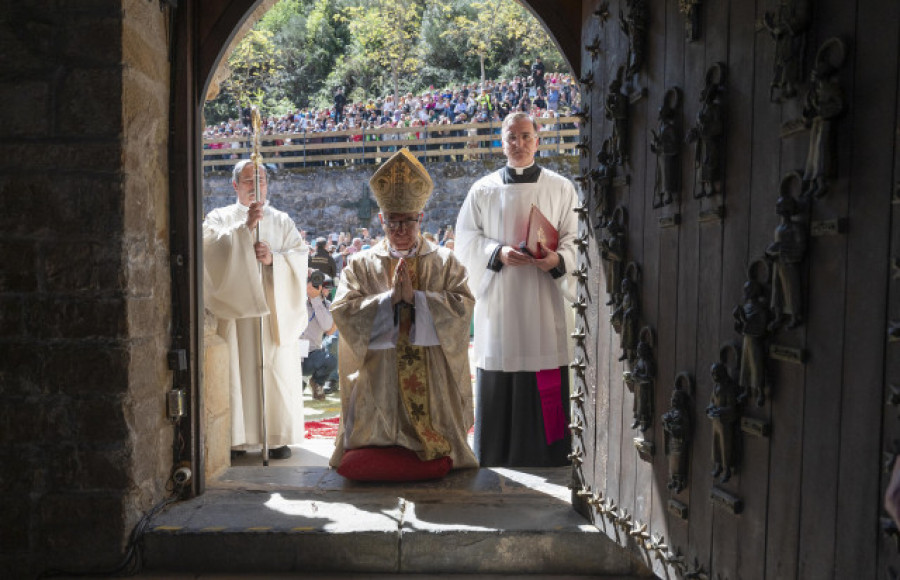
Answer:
[{"left": 202, "top": 116, "right": 581, "bottom": 168}]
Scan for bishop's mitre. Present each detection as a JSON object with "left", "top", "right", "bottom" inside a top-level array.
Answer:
[{"left": 368, "top": 148, "right": 434, "bottom": 214}]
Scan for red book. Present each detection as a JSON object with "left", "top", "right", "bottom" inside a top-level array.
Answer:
[{"left": 521, "top": 204, "right": 558, "bottom": 259}]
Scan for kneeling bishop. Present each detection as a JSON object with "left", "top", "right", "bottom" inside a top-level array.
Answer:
[{"left": 329, "top": 148, "right": 478, "bottom": 473}]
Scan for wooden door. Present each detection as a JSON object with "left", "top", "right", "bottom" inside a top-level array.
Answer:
[{"left": 570, "top": 1, "right": 900, "bottom": 578}]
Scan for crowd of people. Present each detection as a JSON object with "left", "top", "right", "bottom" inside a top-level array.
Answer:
[
  {"left": 204, "top": 70, "right": 581, "bottom": 166},
  {"left": 302, "top": 225, "right": 456, "bottom": 278}
]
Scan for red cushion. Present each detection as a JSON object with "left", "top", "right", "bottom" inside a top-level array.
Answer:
[{"left": 337, "top": 446, "right": 453, "bottom": 482}]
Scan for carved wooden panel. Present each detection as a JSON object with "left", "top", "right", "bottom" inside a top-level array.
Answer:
[{"left": 576, "top": 1, "right": 898, "bottom": 578}]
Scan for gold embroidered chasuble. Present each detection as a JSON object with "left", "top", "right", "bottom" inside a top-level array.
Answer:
[{"left": 329, "top": 237, "right": 478, "bottom": 469}]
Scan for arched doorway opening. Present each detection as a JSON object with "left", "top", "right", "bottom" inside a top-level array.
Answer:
[{"left": 172, "top": 0, "right": 584, "bottom": 495}]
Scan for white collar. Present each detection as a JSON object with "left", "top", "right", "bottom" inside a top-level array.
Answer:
[
  {"left": 506, "top": 161, "right": 536, "bottom": 175},
  {"left": 388, "top": 239, "right": 419, "bottom": 258}
]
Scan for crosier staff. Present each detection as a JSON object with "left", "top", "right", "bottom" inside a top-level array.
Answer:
[{"left": 250, "top": 106, "right": 270, "bottom": 466}]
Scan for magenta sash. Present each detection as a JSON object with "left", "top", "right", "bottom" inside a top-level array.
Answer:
[{"left": 537, "top": 368, "right": 565, "bottom": 445}]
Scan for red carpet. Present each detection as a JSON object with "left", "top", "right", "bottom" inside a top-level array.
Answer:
[
  {"left": 305, "top": 417, "right": 340, "bottom": 439},
  {"left": 305, "top": 342, "right": 476, "bottom": 441},
  {"left": 305, "top": 417, "right": 474, "bottom": 439}
]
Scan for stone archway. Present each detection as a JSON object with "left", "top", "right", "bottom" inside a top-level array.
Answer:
[
  {"left": 175, "top": 0, "right": 588, "bottom": 495},
  {"left": 158, "top": 6, "right": 634, "bottom": 569}
]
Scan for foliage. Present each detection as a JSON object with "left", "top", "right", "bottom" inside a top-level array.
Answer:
[
  {"left": 204, "top": 93, "right": 237, "bottom": 125},
  {"left": 261, "top": 0, "right": 307, "bottom": 29},
  {"left": 336, "top": 0, "right": 428, "bottom": 101},
  {"left": 322, "top": 52, "right": 384, "bottom": 106},
  {"left": 219, "top": 28, "right": 284, "bottom": 110},
  {"left": 204, "top": 0, "right": 571, "bottom": 123},
  {"left": 264, "top": 0, "right": 349, "bottom": 109},
  {"left": 439, "top": 0, "right": 514, "bottom": 84}
]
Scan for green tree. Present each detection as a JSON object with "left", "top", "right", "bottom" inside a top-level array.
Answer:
[
  {"left": 220, "top": 28, "right": 284, "bottom": 112},
  {"left": 259, "top": 0, "right": 350, "bottom": 109},
  {"left": 440, "top": 0, "right": 504, "bottom": 86},
  {"left": 261, "top": 0, "right": 308, "bottom": 30},
  {"left": 205, "top": 0, "right": 570, "bottom": 124},
  {"left": 508, "top": 4, "right": 565, "bottom": 74},
  {"left": 430, "top": 0, "right": 565, "bottom": 88},
  {"left": 337, "top": 0, "right": 427, "bottom": 102}
]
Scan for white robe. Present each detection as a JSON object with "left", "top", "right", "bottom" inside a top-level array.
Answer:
[
  {"left": 455, "top": 168, "right": 578, "bottom": 372},
  {"left": 203, "top": 202, "right": 309, "bottom": 447}
]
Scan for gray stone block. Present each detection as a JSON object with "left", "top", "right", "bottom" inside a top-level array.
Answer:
[{"left": 141, "top": 467, "right": 649, "bottom": 576}]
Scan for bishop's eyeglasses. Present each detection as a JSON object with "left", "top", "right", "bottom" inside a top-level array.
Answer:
[{"left": 384, "top": 217, "right": 420, "bottom": 230}]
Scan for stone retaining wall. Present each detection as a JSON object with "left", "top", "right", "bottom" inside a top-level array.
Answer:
[{"left": 203, "top": 156, "right": 580, "bottom": 238}]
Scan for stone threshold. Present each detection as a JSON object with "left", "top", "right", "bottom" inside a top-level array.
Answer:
[{"left": 142, "top": 465, "right": 651, "bottom": 577}]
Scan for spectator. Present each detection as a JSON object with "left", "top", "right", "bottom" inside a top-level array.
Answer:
[
  {"left": 309, "top": 236, "right": 337, "bottom": 279},
  {"left": 451, "top": 112, "right": 468, "bottom": 161},
  {"left": 476, "top": 87, "right": 494, "bottom": 114},
  {"left": 533, "top": 87, "right": 547, "bottom": 111},
  {"left": 333, "top": 87, "right": 347, "bottom": 123},
  {"left": 202, "top": 72, "right": 578, "bottom": 169},
  {"left": 364, "top": 120, "right": 378, "bottom": 164},
  {"left": 441, "top": 224, "right": 454, "bottom": 246},
  {"left": 498, "top": 98, "right": 512, "bottom": 120},
  {"left": 547, "top": 81, "right": 561, "bottom": 112},
  {"left": 301, "top": 269, "right": 338, "bottom": 400},
  {"left": 530, "top": 56, "right": 546, "bottom": 90},
  {"left": 332, "top": 242, "right": 346, "bottom": 273},
  {"left": 383, "top": 94, "right": 396, "bottom": 118}
]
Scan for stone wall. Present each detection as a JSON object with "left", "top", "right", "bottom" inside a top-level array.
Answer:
[
  {"left": 121, "top": 0, "right": 174, "bottom": 558},
  {"left": 203, "top": 313, "right": 231, "bottom": 482},
  {"left": 0, "top": 2, "right": 173, "bottom": 576},
  {"left": 203, "top": 156, "right": 580, "bottom": 238}
]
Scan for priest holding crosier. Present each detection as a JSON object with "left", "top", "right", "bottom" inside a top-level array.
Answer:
[{"left": 203, "top": 158, "right": 309, "bottom": 461}]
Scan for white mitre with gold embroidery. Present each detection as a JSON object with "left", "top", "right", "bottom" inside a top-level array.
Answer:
[{"left": 369, "top": 147, "right": 433, "bottom": 213}]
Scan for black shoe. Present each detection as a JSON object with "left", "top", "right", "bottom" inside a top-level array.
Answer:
[
  {"left": 268, "top": 445, "right": 292, "bottom": 460},
  {"left": 323, "top": 381, "right": 338, "bottom": 394},
  {"left": 309, "top": 378, "right": 326, "bottom": 400},
  {"left": 230, "top": 449, "right": 247, "bottom": 460}
]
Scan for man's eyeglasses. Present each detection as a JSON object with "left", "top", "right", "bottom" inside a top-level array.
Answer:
[
  {"left": 384, "top": 218, "right": 420, "bottom": 230},
  {"left": 239, "top": 177, "right": 267, "bottom": 185}
]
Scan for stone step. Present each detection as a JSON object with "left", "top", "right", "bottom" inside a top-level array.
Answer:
[
  {"left": 132, "top": 576, "right": 644, "bottom": 580},
  {"left": 67, "top": 571, "right": 648, "bottom": 580},
  {"left": 142, "top": 465, "right": 650, "bottom": 577}
]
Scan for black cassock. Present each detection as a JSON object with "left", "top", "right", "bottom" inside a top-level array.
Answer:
[{"left": 474, "top": 367, "right": 571, "bottom": 467}]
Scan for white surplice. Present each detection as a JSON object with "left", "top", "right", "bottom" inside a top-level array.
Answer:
[
  {"left": 455, "top": 168, "right": 578, "bottom": 372},
  {"left": 203, "top": 203, "right": 309, "bottom": 447}
]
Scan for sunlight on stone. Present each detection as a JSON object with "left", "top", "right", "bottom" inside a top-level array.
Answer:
[
  {"left": 491, "top": 468, "right": 570, "bottom": 501},
  {"left": 263, "top": 492, "right": 401, "bottom": 527}
]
